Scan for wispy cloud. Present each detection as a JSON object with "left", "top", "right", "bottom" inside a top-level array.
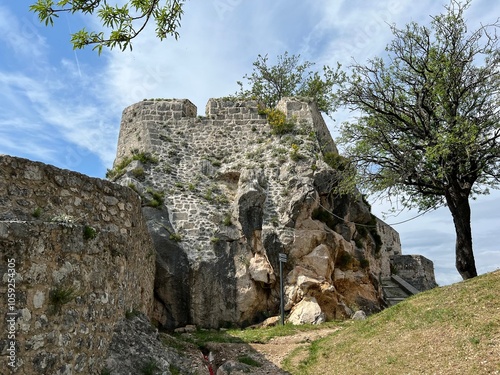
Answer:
[
  {"left": 0, "top": 64, "right": 117, "bottom": 169},
  {"left": 0, "top": 5, "right": 47, "bottom": 59}
]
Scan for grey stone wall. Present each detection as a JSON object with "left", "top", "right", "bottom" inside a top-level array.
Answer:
[
  {"left": 391, "top": 254, "right": 438, "bottom": 291},
  {"left": 0, "top": 155, "right": 155, "bottom": 374},
  {"left": 376, "top": 218, "right": 402, "bottom": 278}
]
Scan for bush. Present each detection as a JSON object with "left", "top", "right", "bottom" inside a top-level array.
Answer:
[
  {"left": 222, "top": 214, "right": 232, "bottom": 226},
  {"left": 106, "top": 152, "right": 158, "bottom": 180},
  {"left": 32, "top": 207, "right": 42, "bottom": 218},
  {"left": 323, "top": 152, "right": 350, "bottom": 171},
  {"left": 290, "top": 143, "right": 302, "bottom": 161},
  {"left": 141, "top": 360, "right": 158, "bottom": 375},
  {"left": 145, "top": 188, "right": 165, "bottom": 209},
  {"left": 336, "top": 251, "right": 353, "bottom": 271},
  {"left": 170, "top": 233, "right": 182, "bottom": 242},
  {"left": 264, "top": 108, "right": 295, "bottom": 135},
  {"left": 359, "top": 257, "right": 370, "bottom": 269}
]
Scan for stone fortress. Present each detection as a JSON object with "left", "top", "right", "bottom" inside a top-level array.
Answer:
[
  {"left": 0, "top": 97, "right": 437, "bottom": 374},
  {"left": 111, "top": 97, "right": 437, "bottom": 328}
]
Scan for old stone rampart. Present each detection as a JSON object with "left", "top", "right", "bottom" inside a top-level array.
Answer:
[{"left": 0, "top": 155, "right": 155, "bottom": 374}]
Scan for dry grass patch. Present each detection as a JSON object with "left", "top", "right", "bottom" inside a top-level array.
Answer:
[{"left": 285, "top": 270, "right": 500, "bottom": 375}]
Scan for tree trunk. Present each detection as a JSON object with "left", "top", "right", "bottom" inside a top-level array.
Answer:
[{"left": 445, "top": 188, "right": 477, "bottom": 280}]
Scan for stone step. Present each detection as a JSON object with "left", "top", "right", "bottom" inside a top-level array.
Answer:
[
  {"left": 385, "top": 297, "right": 407, "bottom": 307},
  {"left": 381, "top": 276, "right": 419, "bottom": 305}
]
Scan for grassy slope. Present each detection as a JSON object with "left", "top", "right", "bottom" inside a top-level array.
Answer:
[{"left": 284, "top": 270, "right": 500, "bottom": 375}]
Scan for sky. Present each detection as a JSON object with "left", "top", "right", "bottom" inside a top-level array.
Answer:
[{"left": 1, "top": 0, "right": 499, "bottom": 286}]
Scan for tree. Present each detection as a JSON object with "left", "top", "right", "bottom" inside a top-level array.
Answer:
[
  {"left": 29, "top": 0, "right": 185, "bottom": 53},
  {"left": 339, "top": 0, "right": 500, "bottom": 280},
  {"left": 236, "top": 52, "right": 344, "bottom": 116}
]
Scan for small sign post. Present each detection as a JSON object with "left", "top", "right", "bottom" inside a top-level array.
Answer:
[{"left": 278, "top": 253, "right": 288, "bottom": 325}]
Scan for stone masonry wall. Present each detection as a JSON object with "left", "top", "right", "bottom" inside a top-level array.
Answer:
[
  {"left": 376, "top": 218, "right": 402, "bottom": 278},
  {"left": 391, "top": 254, "right": 438, "bottom": 291},
  {"left": 114, "top": 97, "right": 345, "bottom": 252},
  {"left": 0, "top": 155, "right": 155, "bottom": 374}
]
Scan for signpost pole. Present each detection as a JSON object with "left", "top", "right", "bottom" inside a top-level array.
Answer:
[{"left": 278, "top": 253, "right": 287, "bottom": 325}]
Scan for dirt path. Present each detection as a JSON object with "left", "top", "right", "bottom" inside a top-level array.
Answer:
[{"left": 205, "top": 328, "right": 340, "bottom": 374}]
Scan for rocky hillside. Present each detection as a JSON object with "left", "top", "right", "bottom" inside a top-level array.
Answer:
[{"left": 109, "top": 97, "right": 409, "bottom": 329}]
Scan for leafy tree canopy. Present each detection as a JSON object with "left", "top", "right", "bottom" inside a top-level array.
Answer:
[
  {"left": 339, "top": 0, "right": 500, "bottom": 279},
  {"left": 236, "top": 52, "right": 345, "bottom": 116},
  {"left": 29, "top": 0, "right": 185, "bottom": 53}
]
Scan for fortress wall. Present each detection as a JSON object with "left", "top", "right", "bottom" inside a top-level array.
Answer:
[
  {"left": 0, "top": 155, "right": 155, "bottom": 374},
  {"left": 113, "top": 98, "right": 321, "bottom": 251},
  {"left": 276, "top": 98, "right": 338, "bottom": 154},
  {"left": 376, "top": 218, "right": 402, "bottom": 278},
  {"left": 114, "top": 99, "right": 198, "bottom": 166},
  {"left": 391, "top": 254, "right": 438, "bottom": 291},
  {"left": 113, "top": 97, "right": 402, "bottom": 256}
]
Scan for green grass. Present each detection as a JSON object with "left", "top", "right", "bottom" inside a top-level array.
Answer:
[
  {"left": 106, "top": 152, "right": 158, "bottom": 180},
  {"left": 49, "top": 286, "right": 78, "bottom": 314},
  {"left": 83, "top": 225, "right": 97, "bottom": 240},
  {"left": 284, "top": 270, "right": 500, "bottom": 374},
  {"left": 144, "top": 188, "right": 165, "bottom": 208},
  {"left": 140, "top": 359, "right": 158, "bottom": 375},
  {"left": 32, "top": 207, "right": 42, "bottom": 218},
  {"left": 169, "top": 233, "right": 182, "bottom": 242},
  {"left": 222, "top": 214, "right": 232, "bottom": 226}
]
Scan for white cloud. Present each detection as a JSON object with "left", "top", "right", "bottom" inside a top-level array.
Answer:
[
  {"left": 0, "top": 66, "right": 117, "bottom": 168},
  {"left": 0, "top": 5, "right": 47, "bottom": 59}
]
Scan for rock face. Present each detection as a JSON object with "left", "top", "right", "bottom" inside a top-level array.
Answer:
[
  {"left": 110, "top": 97, "right": 428, "bottom": 328},
  {"left": 0, "top": 155, "right": 155, "bottom": 374},
  {"left": 104, "top": 313, "right": 205, "bottom": 375}
]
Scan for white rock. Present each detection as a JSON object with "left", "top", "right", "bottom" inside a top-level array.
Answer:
[
  {"left": 287, "top": 296, "right": 324, "bottom": 325},
  {"left": 33, "top": 291, "right": 45, "bottom": 309},
  {"left": 249, "top": 253, "right": 275, "bottom": 285}
]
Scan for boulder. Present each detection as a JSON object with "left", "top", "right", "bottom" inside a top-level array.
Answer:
[
  {"left": 351, "top": 310, "right": 367, "bottom": 320},
  {"left": 234, "top": 168, "right": 267, "bottom": 241},
  {"left": 216, "top": 360, "right": 253, "bottom": 375},
  {"left": 287, "top": 296, "right": 325, "bottom": 325},
  {"left": 144, "top": 207, "right": 190, "bottom": 330},
  {"left": 303, "top": 243, "right": 335, "bottom": 281}
]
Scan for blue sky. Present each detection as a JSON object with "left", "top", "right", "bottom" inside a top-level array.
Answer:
[{"left": 1, "top": 0, "right": 499, "bottom": 285}]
